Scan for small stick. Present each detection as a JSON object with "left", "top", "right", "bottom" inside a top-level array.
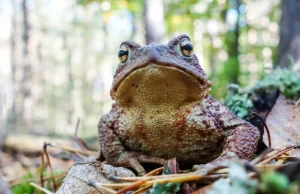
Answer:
[
  {"left": 256, "top": 145, "right": 295, "bottom": 165},
  {"left": 144, "top": 167, "right": 164, "bottom": 176},
  {"left": 132, "top": 185, "right": 152, "bottom": 194},
  {"left": 251, "top": 112, "right": 271, "bottom": 147},
  {"left": 29, "top": 182, "right": 54, "bottom": 194},
  {"left": 88, "top": 181, "right": 117, "bottom": 194},
  {"left": 255, "top": 164, "right": 284, "bottom": 171},
  {"left": 40, "top": 151, "right": 46, "bottom": 187},
  {"left": 48, "top": 143, "right": 98, "bottom": 156},
  {"left": 108, "top": 173, "right": 195, "bottom": 182},
  {"left": 276, "top": 156, "right": 299, "bottom": 160},
  {"left": 143, "top": 174, "right": 202, "bottom": 185},
  {"left": 276, "top": 154, "right": 287, "bottom": 165},
  {"left": 74, "top": 118, "right": 80, "bottom": 137},
  {"left": 92, "top": 182, "right": 134, "bottom": 188},
  {"left": 43, "top": 142, "right": 57, "bottom": 191},
  {"left": 251, "top": 148, "right": 273, "bottom": 165},
  {"left": 116, "top": 180, "right": 147, "bottom": 194}
]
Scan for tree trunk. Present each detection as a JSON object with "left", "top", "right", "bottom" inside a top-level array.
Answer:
[
  {"left": 277, "top": 0, "right": 300, "bottom": 69},
  {"left": 224, "top": 0, "right": 240, "bottom": 84},
  {"left": 9, "top": 0, "right": 19, "bottom": 131},
  {"left": 21, "top": 0, "right": 33, "bottom": 130},
  {"left": 143, "top": 0, "right": 165, "bottom": 44}
]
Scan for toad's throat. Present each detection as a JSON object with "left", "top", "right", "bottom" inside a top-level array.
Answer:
[{"left": 115, "top": 64, "right": 207, "bottom": 107}]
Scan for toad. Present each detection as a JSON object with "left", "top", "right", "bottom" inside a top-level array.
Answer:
[{"left": 98, "top": 34, "right": 260, "bottom": 175}]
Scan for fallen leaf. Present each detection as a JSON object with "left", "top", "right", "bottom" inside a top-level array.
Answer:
[
  {"left": 263, "top": 94, "right": 300, "bottom": 157},
  {"left": 56, "top": 162, "right": 135, "bottom": 194}
]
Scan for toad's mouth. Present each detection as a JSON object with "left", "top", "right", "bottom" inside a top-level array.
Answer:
[{"left": 113, "top": 64, "right": 210, "bottom": 107}]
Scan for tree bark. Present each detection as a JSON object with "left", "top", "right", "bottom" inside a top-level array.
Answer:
[
  {"left": 21, "top": 0, "right": 33, "bottom": 130},
  {"left": 143, "top": 0, "right": 165, "bottom": 44},
  {"left": 8, "top": 0, "right": 19, "bottom": 131},
  {"left": 277, "top": 0, "right": 300, "bottom": 69}
]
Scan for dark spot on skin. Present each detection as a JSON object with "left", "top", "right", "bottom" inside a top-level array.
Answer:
[
  {"left": 126, "top": 98, "right": 132, "bottom": 106},
  {"left": 171, "top": 109, "right": 191, "bottom": 141},
  {"left": 201, "top": 120, "right": 210, "bottom": 128},
  {"left": 136, "top": 120, "right": 147, "bottom": 140},
  {"left": 214, "top": 105, "right": 220, "bottom": 111}
]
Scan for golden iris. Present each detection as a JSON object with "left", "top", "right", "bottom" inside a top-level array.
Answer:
[{"left": 118, "top": 45, "right": 129, "bottom": 63}]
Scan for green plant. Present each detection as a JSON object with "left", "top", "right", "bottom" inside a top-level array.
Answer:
[
  {"left": 253, "top": 68, "right": 300, "bottom": 100},
  {"left": 224, "top": 84, "right": 253, "bottom": 119}
]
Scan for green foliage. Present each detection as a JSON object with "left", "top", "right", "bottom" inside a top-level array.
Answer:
[
  {"left": 149, "top": 161, "right": 181, "bottom": 194},
  {"left": 207, "top": 163, "right": 257, "bottom": 194},
  {"left": 208, "top": 163, "right": 298, "bottom": 194},
  {"left": 149, "top": 182, "right": 181, "bottom": 194},
  {"left": 224, "top": 84, "right": 253, "bottom": 119},
  {"left": 253, "top": 68, "right": 300, "bottom": 100},
  {"left": 225, "top": 68, "right": 300, "bottom": 119},
  {"left": 12, "top": 173, "right": 36, "bottom": 194},
  {"left": 259, "top": 171, "right": 290, "bottom": 194}
]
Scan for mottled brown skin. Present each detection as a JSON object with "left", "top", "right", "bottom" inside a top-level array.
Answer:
[{"left": 98, "top": 34, "right": 260, "bottom": 175}]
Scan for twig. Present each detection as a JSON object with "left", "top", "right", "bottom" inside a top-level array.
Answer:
[
  {"left": 107, "top": 173, "right": 194, "bottom": 182},
  {"left": 29, "top": 182, "right": 54, "bottom": 194},
  {"left": 251, "top": 112, "right": 271, "bottom": 147},
  {"left": 116, "top": 180, "right": 147, "bottom": 194},
  {"left": 256, "top": 144, "right": 296, "bottom": 165},
  {"left": 74, "top": 118, "right": 80, "bottom": 137},
  {"left": 132, "top": 185, "right": 152, "bottom": 194},
  {"left": 142, "top": 174, "right": 202, "bottom": 186},
  {"left": 88, "top": 181, "right": 117, "bottom": 194},
  {"left": 92, "top": 182, "right": 134, "bottom": 188},
  {"left": 43, "top": 142, "right": 58, "bottom": 191},
  {"left": 72, "top": 117, "right": 91, "bottom": 152},
  {"left": 145, "top": 167, "right": 164, "bottom": 176},
  {"left": 250, "top": 147, "right": 273, "bottom": 165},
  {"left": 40, "top": 150, "right": 46, "bottom": 187},
  {"left": 48, "top": 143, "right": 98, "bottom": 156}
]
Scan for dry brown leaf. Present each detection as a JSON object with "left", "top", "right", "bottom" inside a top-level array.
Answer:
[
  {"left": 263, "top": 94, "right": 300, "bottom": 157},
  {"left": 56, "top": 162, "right": 135, "bottom": 194}
]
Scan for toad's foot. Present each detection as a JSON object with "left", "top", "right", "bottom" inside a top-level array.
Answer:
[{"left": 115, "top": 152, "right": 165, "bottom": 175}]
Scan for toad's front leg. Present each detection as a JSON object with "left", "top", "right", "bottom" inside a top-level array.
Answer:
[
  {"left": 194, "top": 122, "right": 260, "bottom": 175},
  {"left": 193, "top": 99, "right": 260, "bottom": 175},
  {"left": 98, "top": 114, "right": 165, "bottom": 175}
]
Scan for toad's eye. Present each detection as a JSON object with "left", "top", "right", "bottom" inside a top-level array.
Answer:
[
  {"left": 118, "top": 45, "right": 129, "bottom": 63},
  {"left": 180, "top": 39, "right": 193, "bottom": 57}
]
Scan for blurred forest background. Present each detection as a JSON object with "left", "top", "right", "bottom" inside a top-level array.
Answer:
[{"left": 0, "top": 0, "right": 299, "bottom": 138}]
